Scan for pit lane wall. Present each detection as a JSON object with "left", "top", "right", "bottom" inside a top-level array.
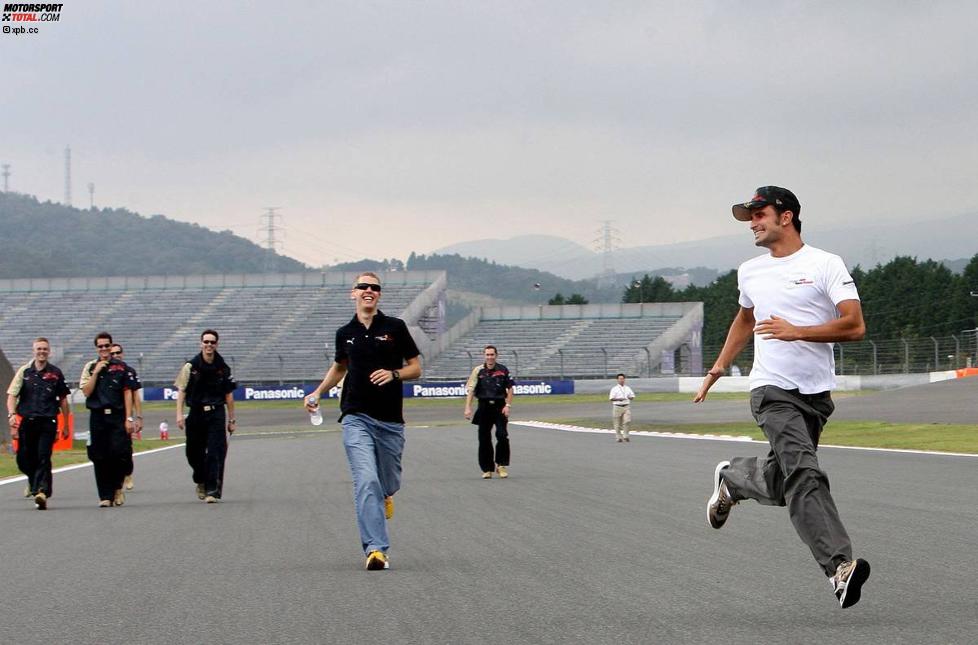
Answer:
[{"left": 574, "top": 369, "right": 978, "bottom": 394}]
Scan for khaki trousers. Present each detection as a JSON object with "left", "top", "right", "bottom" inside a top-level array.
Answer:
[{"left": 612, "top": 405, "right": 631, "bottom": 439}]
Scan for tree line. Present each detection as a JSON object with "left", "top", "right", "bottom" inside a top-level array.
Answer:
[{"left": 624, "top": 255, "right": 978, "bottom": 364}]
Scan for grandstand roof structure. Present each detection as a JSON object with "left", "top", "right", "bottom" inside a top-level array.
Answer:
[
  {"left": 0, "top": 271, "right": 446, "bottom": 385},
  {"left": 423, "top": 302, "right": 703, "bottom": 380}
]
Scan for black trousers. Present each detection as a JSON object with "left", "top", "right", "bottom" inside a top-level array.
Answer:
[
  {"left": 125, "top": 434, "right": 134, "bottom": 477},
  {"left": 474, "top": 400, "right": 510, "bottom": 472},
  {"left": 16, "top": 416, "right": 58, "bottom": 497},
  {"left": 87, "top": 408, "right": 129, "bottom": 502},
  {"left": 185, "top": 407, "right": 228, "bottom": 498}
]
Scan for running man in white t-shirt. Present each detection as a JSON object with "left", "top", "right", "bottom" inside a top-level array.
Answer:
[{"left": 693, "top": 186, "right": 871, "bottom": 609}]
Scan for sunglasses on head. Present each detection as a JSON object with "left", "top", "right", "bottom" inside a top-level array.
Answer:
[
  {"left": 201, "top": 339, "right": 218, "bottom": 345},
  {"left": 355, "top": 283, "right": 382, "bottom": 292},
  {"left": 97, "top": 343, "right": 112, "bottom": 349}
]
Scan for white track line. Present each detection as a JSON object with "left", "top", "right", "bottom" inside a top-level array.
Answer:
[
  {"left": 512, "top": 420, "right": 978, "bottom": 459},
  {"left": 0, "top": 443, "right": 186, "bottom": 487}
]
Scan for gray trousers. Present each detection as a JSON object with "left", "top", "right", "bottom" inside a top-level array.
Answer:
[{"left": 722, "top": 385, "right": 852, "bottom": 576}]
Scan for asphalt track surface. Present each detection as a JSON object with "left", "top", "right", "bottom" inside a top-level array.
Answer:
[{"left": 2, "top": 381, "right": 976, "bottom": 645}]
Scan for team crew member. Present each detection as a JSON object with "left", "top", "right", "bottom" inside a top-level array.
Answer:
[
  {"left": 174, "top": 329, "right": 237, "bottom": 504},
  {"left": 111, "top": 344, "right": 142, "bottom": 491},
  {"left": 6, "top": 337, "right": 70, "bottom": 510},
  {"left": 694, "top": 186, "right": 871, "bottom": 608},
  {"left": 464, "top": 345, "right": 515, "bottom": 479},
  {"left": 609, "top": 373, "right": 636, "bottom": 443},
  {"left": 305, "top": 272, "right": 422, "bottom": 571},
  {"left": 80, "top": 332, "right": 137, "bottom": 508}
]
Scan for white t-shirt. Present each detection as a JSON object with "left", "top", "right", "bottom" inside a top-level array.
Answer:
[
  {"left": 609, "top": 384, "right": 635, "bottom": 405},
  {"left": 737, "top": 244, "right": 859, "bottom": 394}
]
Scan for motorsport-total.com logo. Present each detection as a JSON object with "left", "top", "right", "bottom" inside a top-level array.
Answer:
[
  {"left": 2, "top": 3, "right": 62, "bottom": 26},
  {"left": 2, "top": 2, "right": 62, "bottom": 34}
]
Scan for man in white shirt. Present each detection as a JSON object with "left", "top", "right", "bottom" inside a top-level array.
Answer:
[
  {"left": 608, "top": 373, "right": 635, "bottom": 442},
  {"left": 693, "top": 186, "right": 871, "bottom": 609}
]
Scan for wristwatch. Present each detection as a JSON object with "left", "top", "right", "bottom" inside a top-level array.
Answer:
[{"left": 391, "top": 369, "right": 400, "bottom": 381}]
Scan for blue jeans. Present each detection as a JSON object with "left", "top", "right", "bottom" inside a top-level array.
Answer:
[{"left": 342, "top": 413, "right": 405, "bottom": 554}]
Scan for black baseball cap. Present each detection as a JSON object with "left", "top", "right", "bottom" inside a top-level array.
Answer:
[{"left": 732, "top": 186, "right": 801, "bottom": 221}]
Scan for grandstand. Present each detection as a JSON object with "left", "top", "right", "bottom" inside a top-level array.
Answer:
[
  {"left": 422, "top": 302, "right": 703, "bottom": 380},
  {"left": 0, "top": 271, "right": 446, "bottom": 385}
]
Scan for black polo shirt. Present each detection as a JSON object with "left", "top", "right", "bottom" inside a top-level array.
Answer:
[
  {"left": 334, "top": 310, "right": 420, "bottom": 424},
  {"left": 472, "top": 363, "right": 515, "bottom": 401},
  {"left": 10, "top": 362, "right": 70, "bottom": 418},
  {"left": 82, "top": 358, "right": 138, "bottom": 411}
]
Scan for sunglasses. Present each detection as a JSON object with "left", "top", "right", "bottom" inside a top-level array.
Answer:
[
  {"left": 355, "top": 283, "right": 382, "bottom": 292},
  {"left": 110, "top": 351, "right": 122, "bottom": 356},
  {"left": 201, "top": 339, "right": 218, "bottom": 345},
  {"left": 97, "top": 344, "right": 112, "bottom": 349}
]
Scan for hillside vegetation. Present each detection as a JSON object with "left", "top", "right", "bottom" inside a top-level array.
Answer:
[{"left": 0, "top": 192, "right": 306, "bottom": 278}]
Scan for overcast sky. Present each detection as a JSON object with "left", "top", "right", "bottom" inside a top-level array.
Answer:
[{"left": 2, "top": 1, "right": 976, "bottom": 268}]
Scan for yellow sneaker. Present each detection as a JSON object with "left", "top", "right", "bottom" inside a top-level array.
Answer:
[
  {"left": 496, "top": 465, "right": 509, "bottom": 479},
  {"left": 34, "top": 491, "right": 47, "bottom": 510},
  {"left": 384, "top": 496, "right": 394, "bottom": 520},
  {"left": 98, "top": 499, "right": 112, "bottom": 508},
  {"left": 24, "top": 485, "right": 32, "bottom": 498},
  {"left": 481, "top": 471, "right": 492, "bottom": 479},
  {"left": 196, "top": 483, "right": 206, "bottom": 500},
  {"left": 124, "top": 475, "right": 134, "bottom": 490},
  {"left": 365, "top": 550, "right": 389, "bottom": 570},
  {"left": 113, "top": 488, "right": 125, "bottom": 507}
]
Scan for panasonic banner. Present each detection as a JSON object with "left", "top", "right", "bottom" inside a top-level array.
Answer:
[
  {"left": 143, "top": 380, "right": 573, "bottom": 401},
  {"left": 406, "top": 380, "right": 573, "bottom": 398}
]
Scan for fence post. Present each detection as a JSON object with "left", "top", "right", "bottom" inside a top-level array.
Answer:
[
  {"left": 931, "top": 337, "right": 938, "bottom": 371},
  {"left": 466, "top": 350, "right": 473, "bottom": 374},
  {"left": 557, "top": 349, "right": 564, "bottom": 380},
  {"left": 869, "top": 340, "right": 877, "bottom": 375},
  {"left": 278, "top": 355, "right": 284, "bottom": 385},
  {"left": 600, "top": 347, "right": 608, "bottom": 379},
  {"left": 643, "top": 347, "right": 652, "bottom": 377},
  {"left": 952, "top": 335, "right": 960, "bottom": 367},
  {"left": 838, "top": 344, "right": 844, "bottom": 375},
  {"left": 902, "top": 338, "right": 909, "bottom": 374},
  {"left": 512, "top": 349, "right": 519, "bottom": 379}
]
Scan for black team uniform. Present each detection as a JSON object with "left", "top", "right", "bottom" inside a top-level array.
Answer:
[
  {"left": 82, "top": 359, "right": 136, "bottom": 504},
  {"left": 468, "top": 363, "right": 515, "bottom": 474},
  {"left": 179, "top": 352, "right": 236, "bottom": 499},
  {"left": 9, "top": 362, "right": 70, "bottom": 500}
]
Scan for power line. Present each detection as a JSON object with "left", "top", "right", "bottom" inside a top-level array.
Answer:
[
  {"left": 258, "top": 207, "right": 284, "bottom": 273},
  {"left": 593, "top": 220, "right": 619, "bottom": 286}
]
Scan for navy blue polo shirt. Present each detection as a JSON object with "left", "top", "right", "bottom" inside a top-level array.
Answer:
[
  {"left": 11, "top": 362, "right": 70, "bottom": 418},
  {"left": 334, "top": 310, "right": 420, "bottom": 424}
]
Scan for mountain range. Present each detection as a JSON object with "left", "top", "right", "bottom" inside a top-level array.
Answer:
[{"left": 434, "top": 212, "right": 978, "bottom": 280}]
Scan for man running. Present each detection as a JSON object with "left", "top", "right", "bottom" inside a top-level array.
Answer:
[{"left": 694, "top": 186, "right": 871, "bottom": 608}]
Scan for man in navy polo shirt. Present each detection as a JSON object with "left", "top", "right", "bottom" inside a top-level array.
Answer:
[
  {"left": 6, "top": 337, "right": 71, "bottom": 510},
  {"left": 80, "top": 332, "right": 137, "bottom": 508},
  {"left": 306, "top": 271, "right": 422, "bottom": 571}
]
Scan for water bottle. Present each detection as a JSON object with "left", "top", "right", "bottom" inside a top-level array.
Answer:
[
  {"left": 308, "top": 397, "right": 323, "bottom": 426},
  {"left": 159, "top": 421, "right": 169, "bottom": 440}
]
